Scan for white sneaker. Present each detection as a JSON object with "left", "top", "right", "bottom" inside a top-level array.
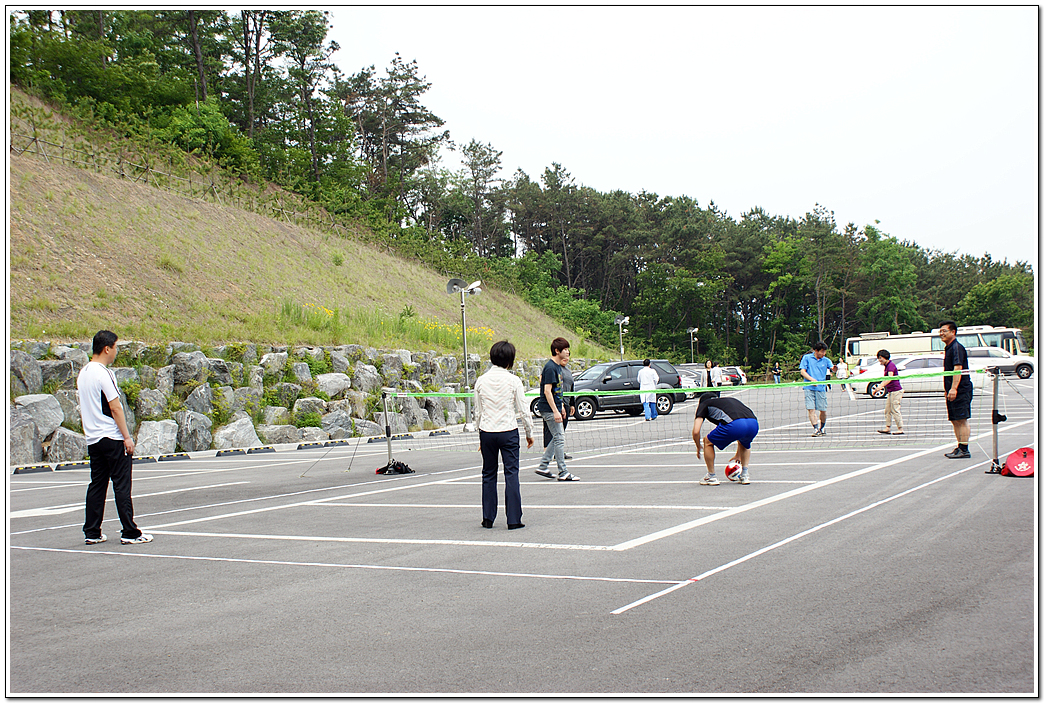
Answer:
[
  {"left": 738, "top": 473, "right": 751, "bottom": 485},
  {"left": 121, "top": 533, "right": 154, "bottom": 545},
  {"left": 699, "top": 473, "right": 720, "bottom": 486},
  {"left": 85, "top": 534, "right": 107, "bottom": 545}
]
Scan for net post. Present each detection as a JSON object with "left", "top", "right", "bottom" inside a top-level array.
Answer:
[
  {"left": 382, "top": 391, "right": 393, "bottom": 466},
  {"left": 988, "top": 368, "right": 1003, "bottom": 474}
]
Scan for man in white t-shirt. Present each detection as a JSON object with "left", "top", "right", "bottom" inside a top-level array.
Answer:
[{"left": 78, "top": 330, "right": 153, "bottom": 546}]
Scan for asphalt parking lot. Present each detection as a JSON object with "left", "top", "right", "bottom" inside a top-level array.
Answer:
[{"left": 7, "top": 379, "right": 1036, "bottom": 695}]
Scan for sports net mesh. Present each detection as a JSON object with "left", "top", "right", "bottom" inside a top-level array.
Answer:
[{"left": 368, "top": 369, "right": 1017, "bottom": 459}]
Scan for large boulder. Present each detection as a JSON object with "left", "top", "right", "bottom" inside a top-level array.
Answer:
[
  {"left": 38, "top": 359, "right": 76, "bottom": 390},
  {"left": 172, "top": 351, "right": 207, "bottom": 385},
  {"left": 344, "top": 390, "right": 369, "bottom": 419},
  {"left": 214, "top": 386, "right": 235, "bottom": 416},
  {"left": 203, "top": 357, "right": 233, "bottom": 386},
  {"left": 135, "top": 419, "right": 179, "bottom": 456},
  {"left": 293, "top": 397, "right": 328, "bottom": 417},
  {"left": 10, "top": 350, "right": 42, "bottom": 396},
  {"left": 9, "top": 405, "right": 43, "bottom": 465},
  {"left": 298, "top": 426, "right": 329, "bottom": 442},
  {"left": 137, "top": 365, "right": 157, "bottom": 390},
  {"left": 352, "top": 363, "right": 382, "bottom": 394},
  {"left": 52, "top": 345, "right": 90, "bottom": 373},
  {"left": 352, "top": 419, "right": 383, "bottom": 437},
  {"left": 233, "top": 387, "right": 262, "bottom": 416},
  {"left": 111, "top": 367, "right": 140, "bottom": 385},
  {"left": 54, "top": 389, "right": 81, "bottom": 428},
  {"left": 156, "top": 365, "right": 175, "bottom": 396},
  {"left": 212, "top": 417, "right": 262, "bottom": 450},
  {"left": 379, "top": 354, "right": 404, "bottom": 386},
  {"left": 424, "top": 396, "right": 447, "bottom": 429},
  {"left": 14, "top": 394, "right": 64, "bottom": 441},
  {"left": 256, "top": 424, "right": 301, "bottom": 445},
  {"left": 329, "top": 351, "right": 350, "bottom": 374},
  {"left": 290, "top": 362, "right": 312, "bottom": 384},
  {"left": 136, "top": 388, "right": 168, "bottom": 420},
  {"left": 24, "top": 341, "right": 51, "bottom": 359},
  {"left": 320, "top": 409, "right": 355, "bottom": 439},
  {"left": 439, "top": 386, "right": 466, "bottom": 416},
  {"left": 315, "top": 373, "right": 351, "bottom": 399},
  {"left": 371, "top": 411, "right": 408, "bottom": 435},
  {"left": 174, "top": 410, "right": 212, "bottom": 452},
  {"left": 259, "top": 352, "right": 288, "bottom": 378},
  {"left": 395, "top": 395, "right": 428, "bottom": 430},
  {"left": 246, "top": 365, "right": 264, "bottom": 392},
  {"left": 185, "top": 384, "right": 214, "bottom": 415},
  {"left": 262, "top": 406, "right": 290, "bottom": 425},
  {"left": 45, "top": 427, "right": 88, "bottom": 463}
]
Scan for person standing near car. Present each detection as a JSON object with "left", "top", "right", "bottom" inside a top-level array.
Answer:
[
  {"left": 637, "top": 358, "right": 660, "bottom": 421},
  {"left": 875, "top": 349, "right": 904, "bottom": 436},
  {"left": 940, "top": 321, "right": 973, "bottom": 458},
  {"left": 474, "top": 340, "right": 534, "bottom": 530},
  {"left": 799, "top": 341, "right": 836, "bottom": 437},
  {"left": 535, "top": 337, "right": 578, "bottom": 481},
  {"left": 79, "top": 330, "right": 153, "bottom": 546}
]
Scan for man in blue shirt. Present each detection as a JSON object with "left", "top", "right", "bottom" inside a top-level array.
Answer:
[{"left": 799, "top": 341, "right": 837, "bottom": 437}]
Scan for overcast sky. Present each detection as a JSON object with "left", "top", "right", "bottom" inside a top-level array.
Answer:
[{"left": 328, "top": 6, "right": 1038, "bottom": 267}]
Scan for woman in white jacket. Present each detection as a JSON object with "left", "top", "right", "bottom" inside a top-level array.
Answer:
[
  {"left": 473, "top": 340, "right": 534, "bottom": 530},
  {"left": 637, "top": 358, "right": 660, "bottom": 421}
]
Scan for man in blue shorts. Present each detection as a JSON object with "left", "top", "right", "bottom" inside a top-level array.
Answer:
[
  {"left": 800, "top": 341, "right": 837, "bottom": 437},
  {"left": 692, "top": 393, "right": 759, "bottom": 485}
]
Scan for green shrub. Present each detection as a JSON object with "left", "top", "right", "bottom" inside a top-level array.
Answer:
[{"left": 294, "top": 411, "right": 322, "bottom": 428}]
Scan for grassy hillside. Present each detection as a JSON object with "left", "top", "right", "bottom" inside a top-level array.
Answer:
[{"left": 8, "top": 123, "right": 609, "bottom": 361}]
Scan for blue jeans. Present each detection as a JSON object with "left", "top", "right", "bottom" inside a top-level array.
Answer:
[
  {"left": 643, "top": 400, "right": 658, "bottom": 420},
  {"left": 538, "top": 410, "right": 567, "bottom": 474},
  {"left": 479, "top": 429, "right": 522, "bottom": 525}
]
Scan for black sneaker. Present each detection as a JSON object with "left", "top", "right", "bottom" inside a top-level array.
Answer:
[
  {"left": 535, "top": 468, "right": 555, "bottom": 479},
  {"left": 944, "top": 448, "right": 971, "bottom": 459}
]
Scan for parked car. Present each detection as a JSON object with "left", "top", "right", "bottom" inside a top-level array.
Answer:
[
  {"left": 965, "top": 346, "right": 1034, "bottom": 379},
  {"left": 854, "top": 353, "right": 989, "bottom": 398},
  {"left": 679, "top": 368, "right": 703, "bottom": 399},
  {"left": 722, "top": 365, "right": 747, "bottom": 386},
  {"left": 534, "top": 359, "right": 682, "bottom": 420}
]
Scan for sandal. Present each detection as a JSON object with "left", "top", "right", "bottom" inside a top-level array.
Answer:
[{"left": 876, "top": 429, "right": 891, "bottom": 435}]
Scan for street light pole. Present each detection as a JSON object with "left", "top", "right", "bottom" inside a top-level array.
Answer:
[
  {"left": 447, "top": 278, "right": 482, "bottom": 431},
  {"left": 687, "top": 327, "right": 699, "bottom": 364},
  {"left": 615, "top": 315, "right": 629, "bottom": 361}
]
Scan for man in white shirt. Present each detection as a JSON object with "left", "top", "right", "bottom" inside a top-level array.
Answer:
[
  {"left": 78, "top": 330, "right": 153, "bottom": 546},
  {"left": 473, "top": 340, "right": 535, "bottom": 529},
  {"left": 637, "top": 359, "right": 660, "bottom": 421}
]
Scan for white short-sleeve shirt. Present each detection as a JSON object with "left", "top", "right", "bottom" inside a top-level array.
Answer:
[{"left": 77, "top": 361, "right": 124, "bottom": 444}]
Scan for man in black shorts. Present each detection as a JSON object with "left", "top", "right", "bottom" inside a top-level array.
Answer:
[
  {"left": 939, "top": 320, "right": 973, "bottom": 458},
  {"left": 692, "top": 392, "right": 759, "bottom": 485}
]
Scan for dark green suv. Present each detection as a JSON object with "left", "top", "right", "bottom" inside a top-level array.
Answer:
[{"left": 567, "top": 359, "right": 682, "bottom": 420}]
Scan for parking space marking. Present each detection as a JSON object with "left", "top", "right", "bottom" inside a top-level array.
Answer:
[
  {"left": 11, "top": 546, "right": 673, "bottom": 580},
  {"left": 611, "top": 460, "right": 988, "bottom": 614}
]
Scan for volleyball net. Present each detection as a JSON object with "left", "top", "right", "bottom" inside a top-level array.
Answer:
[{"left": 365, "top": 368, "right": 1031, "bottom": 461}]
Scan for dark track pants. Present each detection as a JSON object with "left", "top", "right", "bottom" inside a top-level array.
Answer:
[
  {"left": 479, "top": 429, "right": 522, "bottom": 526},
  {"left": 84, "top": 437, "right": 143, "bottom": 540}
]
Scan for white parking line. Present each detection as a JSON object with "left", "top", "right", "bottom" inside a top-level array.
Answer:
[
  {"left": 11, "top": 546, "right": 671, "bottom": 580},
  {"left": 611, "top": 460, "right": 989, "bottom": 614},
  {"left": 8, "top": 482, "right": 251, "bottom": 519}
]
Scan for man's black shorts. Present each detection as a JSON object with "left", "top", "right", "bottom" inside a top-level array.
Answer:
[{"left": 946, "top": 392, "right": 973, "bottom": 421}]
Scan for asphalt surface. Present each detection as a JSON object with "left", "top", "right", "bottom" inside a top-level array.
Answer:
[{"left": 7, "top": 378, "right": 1037, "bottom": 695}]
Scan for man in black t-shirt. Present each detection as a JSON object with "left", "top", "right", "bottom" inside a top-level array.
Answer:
[
  {"left": 534, "top": 337, "right": 578, "bottom": 481},
  {"left": 940, "top": 320, "right": 973, "bottom": 458},
  {"left": 692, "top": 393, "right": 759, "bottom": 485}
]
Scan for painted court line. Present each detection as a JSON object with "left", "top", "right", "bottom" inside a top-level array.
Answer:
[
  {"left": 143, "top": 530, "right": 613, "bottom": 550},
  {"left": 10, "top": 546, "right": 668, "bottom": 581},
  {"left": 610, "top": 459, "right": 990, "bottom": 615},
  {"left": 608, "top": 420, "right": 1032, "bottom": 553},
  {"left": 8, "top": 482, "right": 251, "bottom": 519},
  {"left": 314, "top": 502, "right": 732, "bottom": 511}
]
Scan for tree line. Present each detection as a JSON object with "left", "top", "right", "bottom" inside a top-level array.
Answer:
[{"left": 10, "top": 10, "right": 1035, "bottom": 370}]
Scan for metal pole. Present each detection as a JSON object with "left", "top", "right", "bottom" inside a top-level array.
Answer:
[
  {"left": 991, "top": 368, "right": 1000, "bottom": 471},
  {"left": 461, "top": 290, "right": 473, "bottom": 430},
  {"left": 382, "top": 392, "right": 393, "bottom": 466},
  {"left": 618, "top": 324, "right": 624, "bottom": 361},
  {"left": 690, "top": 335, "right": 694, "bottom": 364}
]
